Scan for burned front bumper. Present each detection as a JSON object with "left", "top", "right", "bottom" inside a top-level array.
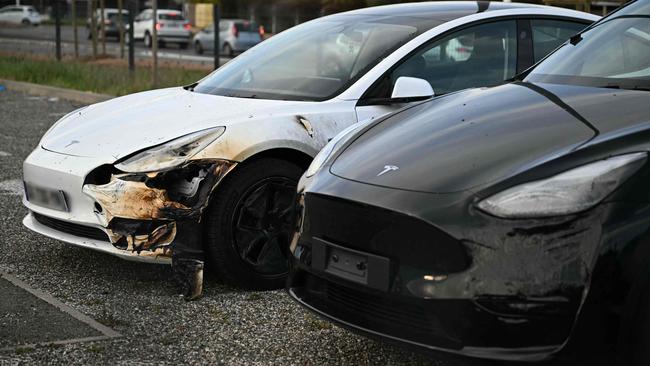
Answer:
[
  {"left": 287, "top": 171, "right": 620, "bottom": 361},
  {"left": 23, "top": 147, "right": 235, "bottom": 262}
]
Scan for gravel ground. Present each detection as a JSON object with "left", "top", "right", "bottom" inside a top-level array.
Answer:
[
  {"left": 0, "top": 90, "right": 465, "bottom": 365},
  {"left": 0, "top": 90, "right": 611, "bottom": 366}
]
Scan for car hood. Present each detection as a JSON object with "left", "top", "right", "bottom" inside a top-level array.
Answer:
[
  {"left": 330, "top": 82, "right": 602, "bottom": 194},
  {"left": 41, "top": 87, "right": 296, "bottom": 160}
]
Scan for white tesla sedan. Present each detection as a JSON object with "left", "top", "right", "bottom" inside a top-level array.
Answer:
[{"left": 23, "top": 2, "right": 598, "bottom": 289}]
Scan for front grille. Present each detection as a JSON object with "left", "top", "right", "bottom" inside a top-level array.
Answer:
[
  {"left": 33, "top": 212, "right": 110, "bottom": 242},
  {"left": 295, "top": 272, "right": 463, "bottom": 350},
  {"left": 327, "top": 282, "right": 436, "bottom": 335},
  {"left": 303, "top": 193, "right": 469, "bottom": 272}
]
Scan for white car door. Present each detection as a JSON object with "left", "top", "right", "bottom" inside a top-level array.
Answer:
[
  {"left": 3, "top": 7, "right": 22, "bottom": 23},
  {"left": 133, "top": 10, "right": 150, "bottom": 39},
  {"left": 0, "top": 8, "right": 10, "bottom": 22}
]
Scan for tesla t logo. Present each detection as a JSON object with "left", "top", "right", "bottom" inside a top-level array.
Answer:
[{"left": 377, "top": 165, "right": 399, "bottom": 177}]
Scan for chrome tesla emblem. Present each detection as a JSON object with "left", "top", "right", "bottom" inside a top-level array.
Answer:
[{"left": 377, "top": 165, "right": 399, "bottom": 177}]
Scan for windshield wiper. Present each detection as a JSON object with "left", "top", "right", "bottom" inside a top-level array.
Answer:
[
  {"left": 602, "top": 84, "right": 650, "bottom": 91},
  {"left": 184, "top": 82, "right": 199, "bottom": 92}
]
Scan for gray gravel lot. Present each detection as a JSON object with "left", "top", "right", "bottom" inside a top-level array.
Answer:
[
  {"left": 0, "top": 90, "right": 458, "bottom": 365},
  {"left": 0, "top": 89, "right": 611, "bottom": 366}
]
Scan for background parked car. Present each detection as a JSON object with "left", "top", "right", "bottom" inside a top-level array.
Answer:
[
  {"left": 193, "top": 19, "right": 264, "bottom": 56},
  {"left": 0, "top": 5, "right": 40, "bottom": 26},
  {"left": 86, "top": 8, "right": 129, "bottom": 40},
  {"left": 132, "top": 9, "right": 191, "bottom": 49}
]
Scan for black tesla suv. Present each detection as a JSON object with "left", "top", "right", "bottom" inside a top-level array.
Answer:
[{"left": 287, "top": 1, "right": 650, "bottom": 364}]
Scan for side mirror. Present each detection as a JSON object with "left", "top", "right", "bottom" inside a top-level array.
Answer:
[{"left": 391, "top": 77, "right": 434, "bottom": 102}]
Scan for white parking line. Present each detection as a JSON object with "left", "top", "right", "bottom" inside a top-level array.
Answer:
[{"left": 0, "top": 272, "right": 121, "bottom": 352}]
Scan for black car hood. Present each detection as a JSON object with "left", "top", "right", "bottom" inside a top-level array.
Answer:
[
  {"left": 331, "top": 83, "right": 600, "bottom": 194},
  {"left": 537, "top": 82, "right": 650, "bottom": 135}
]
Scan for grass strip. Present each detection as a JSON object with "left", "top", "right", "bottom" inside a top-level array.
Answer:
[{"left": 0, "top": 54, "right": 208, "bottom": 96}]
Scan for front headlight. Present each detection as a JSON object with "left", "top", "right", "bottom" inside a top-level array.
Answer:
[
  {"left": 477, "top": 153, "right": 647, "bottom": 219},
  {"left": 115, "top": 127, "right": 226, "bottom": 173},
  {"left": 305, "top": 121, "right": 369, "bottom": 178}
]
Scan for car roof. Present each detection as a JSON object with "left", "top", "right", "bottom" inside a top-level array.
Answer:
[
  {"left": 222, "top": 19, "right": 258, "bottom": 23},
  {"left": 157, "top": 9, "right": 182, "bottom": 14},
  {"left": 100, "top": 8, "right": 129, "bottom": 13},
  {"left": 2, "top": 5, "right": 32, "bottom": 10},
  {"left": 342, "top": 1, "right": 561, "bottom": 21}
]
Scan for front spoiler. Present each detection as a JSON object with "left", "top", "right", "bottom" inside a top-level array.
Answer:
[
  {"left": 23, "top": 213, "right": 171, "bottom": 264},
  {"left": 288, "top": 287, "right": 561, "bottom": 362}
]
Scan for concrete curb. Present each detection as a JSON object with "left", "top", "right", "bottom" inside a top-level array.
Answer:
[{"left": 0, "top": 79, "right": 114, "bottom": 104}]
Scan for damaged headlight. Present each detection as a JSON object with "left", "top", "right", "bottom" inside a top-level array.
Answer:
[
  {"left": 305, "top": 121, "right": 368, "bottom": 178},
  {"left": 115, "top": 127, "right": 226, "bottom": 173},
  {"left": 477, "top": 153, "right": 647, "bottom": 219}
]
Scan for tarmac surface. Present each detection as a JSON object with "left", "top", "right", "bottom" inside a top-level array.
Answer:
[
  {"left": 0, "top": 88, "right": 616, "bottom": 365},
  {"left": 0, "top": 23, "right": 230, "bottom": 66}
]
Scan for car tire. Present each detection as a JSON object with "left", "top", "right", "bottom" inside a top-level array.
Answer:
[
  {"left": 21, "top": 19, "right": 30, "bottom": 26},
  {"left": 223, "top": 43, "right": 233, "bottom": 57},
  {"left": 144, "top": 32, "right": 152, "bottom": 48},
  {"left": 194, "top": 41, "right": 203, "bottom": 54},
  {"left": 203, "top": 158, "right": 303, "bottom": 290}
]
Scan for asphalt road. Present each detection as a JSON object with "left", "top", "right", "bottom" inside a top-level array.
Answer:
[
  {"left": 0, "top": 24, "right": 231, "bottom": 66},
  {"left": 0, "top": 89, "right": 616, "bottom": 365}
]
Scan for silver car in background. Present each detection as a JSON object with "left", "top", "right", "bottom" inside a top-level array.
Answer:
[
  {"left": 193, "top": 19, "right": 263, "bottom": 56},
  {"left": 0, "top": 5, "right": 40, "bottom": 25},
  {"left": 133, "top": 9, "right": 192, "bottom": 49}
]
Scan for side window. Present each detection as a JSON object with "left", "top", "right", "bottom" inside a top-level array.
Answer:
[
  {"left": 532, "top": 19, "right": 587, "bottom": 62},
  {"left": 365, "top": 20, "right": 517, "bottom": 99}
]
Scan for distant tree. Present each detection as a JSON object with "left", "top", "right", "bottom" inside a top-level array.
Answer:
[{"left": 321, "top": 0, "right": 366, "bottom": 14}]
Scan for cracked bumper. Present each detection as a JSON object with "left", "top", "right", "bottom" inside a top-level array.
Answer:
[
  {"left": 23, "top": 212, "right": 171, "bottom": 263},
  {"left": 286, "top": 171, "right": 617, "bottom": 361},
  {"left": 22, "top": 147, "right": 235, "bottom": 260}
]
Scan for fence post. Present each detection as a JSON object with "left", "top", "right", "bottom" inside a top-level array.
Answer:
[
  {"left": 54, "top": 0, "right": 61, "bottom": 61},
  {"left": 90, "top": 0, "right": 98, "bottom": 58},
  {"left": 100, "top": 0, "right": 106, "bottom": 55},
  {"left": 152, "top": 0, "right": 158, "bottom": 88},
  {"left": 128, "top": 0, "right": 135, "bottom": 72},
  {"left": 213, "top": 2, "right": 220, "bottom": 70},
  {"left": 118, "top": 0, "right": 124, "bottom": 58},
  {"left": 71, "top": 0, "right": 78, "bottom": 58}
]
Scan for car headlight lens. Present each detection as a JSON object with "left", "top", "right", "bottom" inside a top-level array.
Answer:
[
  {"left": 477, "top": 153, "right": 647, "bottom": 219},
  {"left": 305, "top": 121, "right": 370, "bottom": 178},
  {"left": 115, "top": 127, "right": 226, "bottom": 173}
]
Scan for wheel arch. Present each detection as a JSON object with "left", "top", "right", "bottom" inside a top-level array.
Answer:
[
  {"left": 240, "top": 147, "right": 313, "bottom": 170},
  {"left": 200, "top": 146, "right": 313, "bottom": 215}
]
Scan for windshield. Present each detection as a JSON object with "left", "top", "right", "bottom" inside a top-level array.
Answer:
[
  {"left": 235, "top": 22, "right": 258, "bottom": 32},
  {"left": 159, "top": 13, "right": 184, "bottom": 21},
  {"left": 526, "top": 15, "right": 650, "bottom": 89},
  {"left": 193, "top": 15, "right": 423, "bottom": 101}
]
